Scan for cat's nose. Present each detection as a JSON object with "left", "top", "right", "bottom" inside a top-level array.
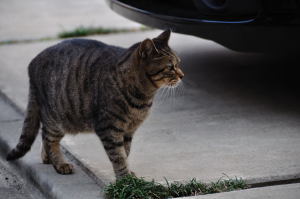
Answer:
[
  {"left": 177, "top": 69, "right": 184, "bottom": 79},
  {"left": 179, "top": 73, "right": 184, "bottom": 79}
]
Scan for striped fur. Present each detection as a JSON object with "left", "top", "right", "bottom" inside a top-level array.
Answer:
[{"left": 7, "top": 30, "right": 184, "bottom": 179}]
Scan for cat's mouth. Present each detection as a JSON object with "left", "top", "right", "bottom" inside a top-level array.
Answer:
[{"left": 167, "top": 78, "right": 181, "bottom": 87}]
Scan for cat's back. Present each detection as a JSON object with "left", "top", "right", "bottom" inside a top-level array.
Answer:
[
  {"left": 28, "top": 38, "right": 124, "bottom": 77},
  {"left": 55, "top": 38, "right": 122, "bottom": 53},
  {"left": 46, "top": 38, "right": 123, "bottom": 55}
]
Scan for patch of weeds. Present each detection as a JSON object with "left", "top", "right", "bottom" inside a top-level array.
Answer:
[
  {"left": 105, "top": 175, "right": 168, "bottom": 199},
  {"left": 0, "top": 37, "right": 54, "bottom": 45},
  {"left": 58, "top": 26, "right": 151, "bottom": 38},
  {"left": 0, "top": 26, "right": 152, "bottom": 45},
  {"left": 105, "top": 175, "right": 248, "bottom": 199}
]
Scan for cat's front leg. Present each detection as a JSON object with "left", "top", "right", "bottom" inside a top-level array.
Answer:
[
  {"left": 123, "top": 134, "right": 137, "bottom": 177},
  {"left": 124, "top": 134, "right": 133, "bottom": 157},
  {"left": 96, "top": 128, "right": 131, "bottom": 179}
]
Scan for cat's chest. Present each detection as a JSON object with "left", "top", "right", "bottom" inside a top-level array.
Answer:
[{"left": 126, "top": 108, "right": 150, "bottom": 131}]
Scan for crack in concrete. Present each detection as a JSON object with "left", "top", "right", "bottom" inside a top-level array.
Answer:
[
  {"left": 0, "top": 91, "right": 25, "bottom": 116},
  {"left": 0, "top": 119, "right": 22, "bottom": 123}
]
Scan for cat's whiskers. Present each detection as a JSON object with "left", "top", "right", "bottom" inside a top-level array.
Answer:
[
  {"left": 177, "top": 81, "right": 185, "bottom": 97},
  {"left": 172, "top": 81, "right": 185, "bottom": 105},
  {"left": 157, "top": 86, "right": 168, "bottom": 105},
  {"left": 172, "top": 86, "right": 176, "bottom": 105},
  {"left": 164, "top": 86, "right": 171, "bottom": 97},
  {"left": 157, "top": 85, "right": 173, "bottom": 105},
  {"left": 157, "top": 79, "right": 185, "bottom": 106}
]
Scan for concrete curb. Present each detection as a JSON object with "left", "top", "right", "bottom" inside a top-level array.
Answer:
[
  {"left": 0, "top": 88, "right": 110, "bottom": 186},
  {"left": 246, "top": 174, "right": 300, "bottom": 188},
  {"left": 0, "top": 92, "right": 104, "bottom": 199},
  {"left": 179, "top": 183, "right": 300, "bottom": 199}
]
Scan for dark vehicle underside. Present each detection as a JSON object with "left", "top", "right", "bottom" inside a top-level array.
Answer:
[{"left": 107, "top": 0, "right": 300, "bottom": 52}]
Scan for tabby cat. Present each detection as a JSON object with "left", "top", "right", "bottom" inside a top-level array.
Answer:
[{"left": 7, "top": 30, "right": 184, "bottom": 179}]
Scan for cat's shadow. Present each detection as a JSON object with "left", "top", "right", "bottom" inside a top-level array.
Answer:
[{"left": 178, "top": 48, "right": 300, "bottom": 116}]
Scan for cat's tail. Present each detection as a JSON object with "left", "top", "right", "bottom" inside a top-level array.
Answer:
[{"left": 7, "top": 85, "right": 41, "bottom": 161}]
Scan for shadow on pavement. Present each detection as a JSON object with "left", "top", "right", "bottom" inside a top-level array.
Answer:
[{"left": 180, "top": 49, "right": 300, "bottom": 117}]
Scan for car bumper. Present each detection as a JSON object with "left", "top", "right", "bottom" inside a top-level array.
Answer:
[{"left": 106, "top": 0, "right": 300, "bottom": 52}]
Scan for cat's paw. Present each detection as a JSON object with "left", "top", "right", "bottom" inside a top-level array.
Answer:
[
  {"left": 116, "top": 170, "right": 136, "bottom": 180},
  {"left": 41, "top": 153, "right": 51, "bottom": 164},
  {"left": 129, "top": 171, "right": 136, "bottom": 177},
  {"left": 54, "top": 163, "right": 74, "bottom": 175},
  {"left": 42, "top": 158, "right": 51, "bottom": 164}
]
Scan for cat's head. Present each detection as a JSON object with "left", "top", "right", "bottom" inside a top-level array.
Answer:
[{"left": 138, "top": 30, "right": 184, "bottom": 88}]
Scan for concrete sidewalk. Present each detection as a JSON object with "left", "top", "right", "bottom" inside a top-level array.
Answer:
[
  {"left": 1, "top": 31, "right": 300, "bottom": 186},
  {"left": 0, "top": 0, "right": 141, "bottom": 41}
]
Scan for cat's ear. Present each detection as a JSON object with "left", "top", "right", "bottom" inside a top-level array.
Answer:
[
  {"left": 153, "top": 29, "right": 171, "bottom": 45},
  {"left": 138, "top": 39, "right": 159, "bottom": 59}
]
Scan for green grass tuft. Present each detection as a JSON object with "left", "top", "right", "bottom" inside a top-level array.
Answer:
[
  {"left": 0, "top": 37, "right": 54, "bottom": 45},
  {"left": 0, "top": 26, "right": 152, "bottom": 45},
  {"left": 105, "top": 175, "right": 248, "bottom": 199},
  {"left": 58, "top": 26, "right": 151, "bottom": 38}
]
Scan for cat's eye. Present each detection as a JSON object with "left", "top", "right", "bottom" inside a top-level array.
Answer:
[{"left": 167, "top": 63, "right": 175, "bottom": 70}]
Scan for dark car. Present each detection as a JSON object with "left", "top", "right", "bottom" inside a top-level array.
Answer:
[{"left": 106, "top": 0, "right": 300, "bottom": 52}]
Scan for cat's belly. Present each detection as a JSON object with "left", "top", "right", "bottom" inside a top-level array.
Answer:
[
  {"left": 52, "top": 108, "right": 150, "bottom": 135},
  {"left": 57, "top": 119, "right": 94, "bottom": 135}
]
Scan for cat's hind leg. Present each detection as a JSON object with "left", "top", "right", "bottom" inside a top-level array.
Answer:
[
  {"left": 41, "top": 143, "right": 51, "bottom": 164},
  {"left": 41, "top": 127, "right": 74, "bottom": 174}
]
